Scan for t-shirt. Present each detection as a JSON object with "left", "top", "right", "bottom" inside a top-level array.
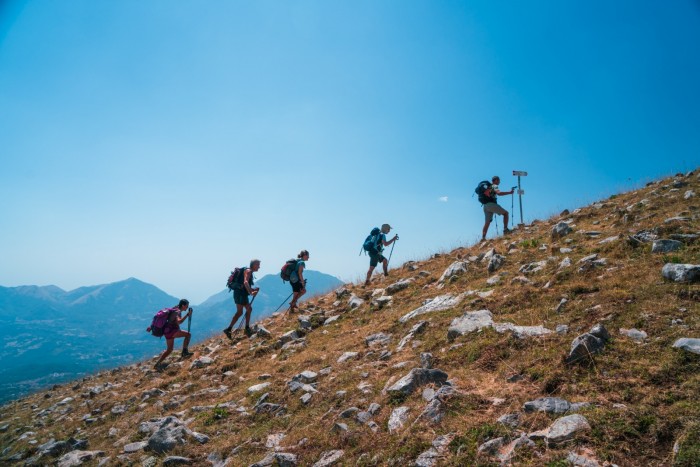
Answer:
[
  {"left": 377, "top": 234, "right": 387, "bottom": 252},
  {"left": 487, "top": 184, "right": 499, "bottom": 204},
  {"left": 290, "top": 260, "right": 305, "bottom": 283}
]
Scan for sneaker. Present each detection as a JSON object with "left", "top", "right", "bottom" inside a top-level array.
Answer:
[
  {"left": 223, "top": 328, "right": 232, "bottom": 340},
  {"left": 181, "top": 350, "right": 194, "bottom": 359},
  {"left": 244, "top": 326, "right": 253, "bottom": 337},
  {"left": 154, "top": 362, "right": 165, "bottom": 371}
]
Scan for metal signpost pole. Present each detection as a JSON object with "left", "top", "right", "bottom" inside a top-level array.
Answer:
[{"left": 512, "top": 170, "right": 527, "bottom": 227}]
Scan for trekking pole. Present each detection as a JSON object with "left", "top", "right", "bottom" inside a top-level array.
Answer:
[
  {"left": 273, "top": 292, "right": 295, "bottom": 314},
  {"left": 387, "top": 237, "right": 397, "bottom": 267},
  {"left": 495, "top": 216, "right": 500, "bottom": 236},
  {"left": 187, "top": 307, "right": 193, "bottom": 333},
  {"left": 511, "top": 186, "right": 517, "bottom": 230}
]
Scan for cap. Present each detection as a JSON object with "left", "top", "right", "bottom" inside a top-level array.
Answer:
[{"left": 381, "top": 224, "right": 392, "bottom": 233}]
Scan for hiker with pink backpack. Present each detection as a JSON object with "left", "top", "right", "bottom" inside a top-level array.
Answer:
[{"left": 148, "top": 298, "right": 194, "bottom": 370}]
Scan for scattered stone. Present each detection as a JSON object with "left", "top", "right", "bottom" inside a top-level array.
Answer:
[
  {"left": 348, "top": 294, "right": 365, "bottom": 309},
  {"left": 556, "top": 324, "right": 569, "bottom": 335},
  {"left": 123, "top": 441, "right": 147, "bottom": 453},
  {"left": 558, "top": 257, "right": 572, "bottom": 270},
  {"left": 331, "top": 423, "right": 348, "bottom": 433},
  {"left": 57, "top": 450, "right": 105, "bottom": 467},
  {"left": 672, "top": 338, "right": 700, "bottom": 355},
  {"left": 414, "top": 433, "right": 455, "bottom": 467},
  {"left": 497, "top": 413, "right": 520, "bottom": 428},
  {"left": 567, "top": 448, "right": 604, "bottom": 467},
  {"left": 365, "top": 333, "right": 392, "bottom": 347},
  {"left": 312, "top": 450, "right": 344, "bottom": 467},
  {"left": 487, "top": 255, "right": 506, "bottom": 273},
  {"left": 250, "top": 452, "right": 298, "bottom": 467},
  {"left": 493, "top": 323, "right": 552, "bottom": 338},
  {"left": 555, "top": 298, "right": 568, "bottom": 313},
  {"left": 388, "top": 406, "right": 410, "bottom": 433},
  {"left": 619, "top": 328, "right": 647, "bottom": 342},
  {"left": 323, "top": 315, "right": 340, "bottom": 326},
  {"left": 478, "top": 434, "right": 535, "bottom": 464},
  {"left": 300, "top": 393, "right": 312, "bottom": 405},
  {"left": 566, "top": 324, "right": 610, "bottom": 365},
  {"left": 337, "top": 352, "right": 359, "bottom": 363},
  {"left": 247, "top": 382, "right": 271, "bottom": 394},
  {"left": 524, "top": 397, "right": 574, "bottom": 414},
  {"left": 293, "top": 370, "right": 318, "bottom": 384},
  {"left": 652, "top": 239, "right": 683, "bottom": 253},
  {"left": 519, "top": 261, "right": 548, "bottom": 274},
  {"left": 664, "top": 216, "right": 691, "bottom": 223},
  {"left": 386, "top": 278, "right": 414, "bottom": 294},
  {"left": 528, "top": 414, "right": 591, "bottom": 446},
  {"left": 386, "top": 368, "right": 448, "bottom": 396},
  {"left": 552, "top": 222, "right": 573, "bottom": 240},
  {"left": 662, "top": 264, "right": 700, "bottom": 283},
  {"left": 397, "top": 321, "right": 428, "bottom": 351},
  {"left": 447, "top": 310, "right": 494, "bottom": 340},
  {"left": 684, "top": 190, "right": 695, "bottom": 199},
  {"left": 190, "top": 356, "right": 214, "bottom": 369},
  {"left": 420, "top": 352, "right": 433, "bottom": 369},
  {"left": 399, "top": 294, "right": 466, "bottom": 323}
]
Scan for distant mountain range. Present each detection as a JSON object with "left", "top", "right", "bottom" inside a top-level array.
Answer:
[{"left": 0, "top": 271, "right": 342, "bottom": 405}]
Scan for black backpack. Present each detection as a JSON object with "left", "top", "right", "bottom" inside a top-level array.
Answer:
[
  {"left": 475, "top": 180, "right": 492, "bottom": 204},
  {"left": 362, "top": 227, "right": 382, "bottom": 255},
  {"left": 280, "top": 259, "right": 299, "bottom": 282},
  {"left": 226, "top": 267, "right": 247, "bottom": 292}
]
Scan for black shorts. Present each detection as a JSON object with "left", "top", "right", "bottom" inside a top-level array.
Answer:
[
  {"left": 291, "top": 281, "right": 304, "bottom": 293},
  {"left": 369, "top": 252, "right": 386, "bottom": 268},
  {"left": 233, "top": 289, "right": 249, "bottom": 306}
]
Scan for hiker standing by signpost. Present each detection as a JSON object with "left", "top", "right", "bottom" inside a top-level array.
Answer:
[
  {"left": 153, "top": 299, "right": 193, "bottom": 370},
  {"left": 223, "top": 259, "right": 261, "bottom": 339},
  {"left": 476, "top": 176, "right": 515, "bottom": 241},
  {"left": 286, "top": 250, "right": 309, "bottom": 312},
  {"left": 364, "top": 224, "right": 398, "bottom": 286}
]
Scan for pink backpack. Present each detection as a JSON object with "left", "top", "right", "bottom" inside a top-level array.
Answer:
[{"left": 148, "top": 307, "right": 177, "bottom": 337}]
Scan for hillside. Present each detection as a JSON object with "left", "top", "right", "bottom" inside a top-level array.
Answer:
[{"left": 1, "top": 171, "right": 698, "bottom": 466}]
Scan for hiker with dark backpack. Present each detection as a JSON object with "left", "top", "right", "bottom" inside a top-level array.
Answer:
[
  {"left": 151, "top": 299, "right": 194, "bottom": 370},
  {"left": 223, "top": 259, "right": 261, "bottom": 339},
  {"left": 283, "top": 250, "right": 309, "bottom": 312},
  {"left": 364, "top": 224, "right": 398, "bottom": 286},
  {"left": 476, "top": 176, "right": 515, "bottom": 241}
]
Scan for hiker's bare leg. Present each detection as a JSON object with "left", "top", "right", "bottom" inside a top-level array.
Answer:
[
  {"left": 382, "top": 258, "right": 389, "bottom": 276},
  {"left": 503, "top": 213, "right": 510, "bottom": 229},
  {"left": 228, "top": 306, "right": 244, "bottom": 329},
  {"left": 482, "top": 220, "right": 491, "bottom": 240},
  {"left": 155, "top": 338, "right": 175, "bottom": 366},
  {"left": 366, "top": 266, "right": 375, "bottom": 285},
  {"left": 244, "top": 304, "right": 252, "bottom": 328}
]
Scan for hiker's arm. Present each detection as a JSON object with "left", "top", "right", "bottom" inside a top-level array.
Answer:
[
  {"left": 383, "top": 235, "right": 398, "bottom": 246},
  {"left": 495, "top": 188, "right": 514, "bottom": 196},
  {"left": 298, "top": 264, "right": 305, "bottom": 288},
  {"left": 244, "top": 270, "right": 258, "bottom": 295},
  {"left": 177, "top": 309, "right": 192, "bottom": 325}
]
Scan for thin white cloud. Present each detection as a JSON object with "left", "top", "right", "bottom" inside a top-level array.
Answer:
[{"left": 439, "top": 196, "right": 448, "bottom": 202}]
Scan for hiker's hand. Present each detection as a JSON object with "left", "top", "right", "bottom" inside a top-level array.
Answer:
[
  {"left": 252, "top": 288, "right": 259, "bottom": 296},
  {"left": 394, "top": 235, "right": 399, "bottom": 241}
]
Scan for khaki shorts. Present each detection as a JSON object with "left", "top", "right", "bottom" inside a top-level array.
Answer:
[{"left": 483, "top": 202, "right": 507, "bottom": 222}]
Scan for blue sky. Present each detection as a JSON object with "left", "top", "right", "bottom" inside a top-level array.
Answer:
[{"left": 1, "top": 1, "right": 699, "bottom": 303}]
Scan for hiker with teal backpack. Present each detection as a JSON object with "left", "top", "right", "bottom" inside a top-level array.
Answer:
[
  {"left": 282, "top": 250, "right": 309, "bottom": 312},
  {"left": 363, "top": 224, "right": 398, "bottom": 286},
  {"left": 223, "top": 259, "right": 261, "bottom": 339},
  {"left": 151, "top": 299, "right": 194, "bottom": 370},
  {"left": 476, "top": 176, "right": 515, "bottom": 241}
]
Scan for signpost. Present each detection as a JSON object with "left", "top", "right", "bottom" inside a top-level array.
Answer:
[{"left": 512, "top": 170, "right": 527, "bottom": 227}]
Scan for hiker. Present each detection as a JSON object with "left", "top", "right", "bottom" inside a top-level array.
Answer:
[
  {"left": 288, "top": 250, "right": 309, "bottom": 312},
  {"left": 478, "top": 176, "right": 514, "bottom": 241},
  {"left": 153, "top": 299, "right": 193, "bottom": 369},
  {"left": 223, "top": 259, "right": 261, "bottom": 338},
  {"left": 365, "top": 224, "right": 399, "bottom": 286}
]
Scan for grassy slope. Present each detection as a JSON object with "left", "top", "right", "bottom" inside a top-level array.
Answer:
[{"left": 1, "top": 171, "right": 698, "bottom": 466}]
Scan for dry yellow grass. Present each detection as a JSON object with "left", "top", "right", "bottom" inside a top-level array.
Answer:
[{"left": 1, "top": 171, "right": 699, "bottom": 466}]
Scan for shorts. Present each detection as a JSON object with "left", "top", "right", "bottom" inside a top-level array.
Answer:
[
  {"left": 291, "top": 280, "right": 304, "bottom": 293},
  {"left": 483, "top": 202, "right": 508, "bottom": 222},
  {"left": 164, "top": 326, "right": 180, "bottom": 340},
  {"left": 369, "top": 252, "right": 386, "bottom": 268},
  {"left": 233, "top": 289, "right": 250, "bottom": 306}
]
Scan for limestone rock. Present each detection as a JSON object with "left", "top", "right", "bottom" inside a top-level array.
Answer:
[
  {"left": 386, "top": 368, "right": 448, "bottom": 396},
  {"left": 487, "top": 255, "right": 506, "bottom": 273},
  {"left": 399, "top": 294, "right": 466, "bottom": 323},
  {"left": 439, "top": 261, "right": 469, "bottom": 283},
  {"left": 397, "top": 321, "right": 428, "bottom": 351},
  {"left": 312, "top": 450, "right": 344, "bottom": 467},
  {"left": 388, "top": 406, "right": 410, "bottom": 433},
  {"left": 672, "top": 338, "right": 700, "bottom": 355},
  {"left": 447, "top": 310, "right": 494, "bottom": 340},
  {"left": 529, "top": 414, "right": 591, "bottom": 446},
  {"left": 386, "top": 278, "right": 414, "bottom": 294},
  {"left": 57, "top": 450, "right": 105, "bottom": 467},
  {"left": 652, "top": 239, "right": 682, "bottom": 253},
  {"left": 619, "top": 328, "right": 647, "bottom": 342},
  {"left": 662, "top": 264, "right": 700, "bottom": 283},
  {"left": 552, "top": 222, "right": 573, "bottom": 240},
  {"left": 337, "top": 352, "right": 359, "bottom": 363}
]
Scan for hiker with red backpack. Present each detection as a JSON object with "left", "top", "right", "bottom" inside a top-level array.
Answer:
[
  {"left": 286, "top": 250, "right": 309, "bottom": 312},
  {"left": 364, "top": 224, "right": 398, "bottom": 286},
  {"left": 151, "top": 298, "right": 194, "bottom": 370},
  {"left": 223, "top": 259, "right": 261, "bottom": 339},
  {"left": 476, "top": 176, "right": 515, "bottom": 241}
]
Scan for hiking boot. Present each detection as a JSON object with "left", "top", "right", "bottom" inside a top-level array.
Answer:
[
  {"left": 244, "top": 326, "right": 253, "bottom": 337},
  {"left": 181, "top": 349, "right": 194, "bottom": 359},
  {"left": 154, "top": 362, "right": 165, "bottom": 372},
  {"left": 503, "top": 228, "right": 512, "bottom": 235},
  {"left": 223, "top": 328, "right": 232, "bottom": 340}
]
